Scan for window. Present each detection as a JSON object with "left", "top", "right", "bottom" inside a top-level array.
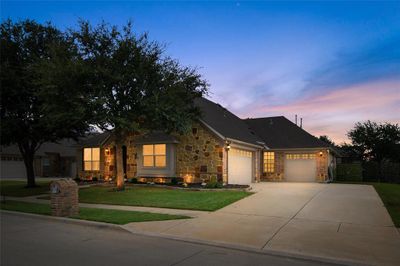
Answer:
[
  {"left": 264, "top": 152, "right": 275, "bottom": 173},
  {"left": 143, "top": 144, "right": 166, "bottom": 167},
  {"left": 42, "top": 158, "right": 50, "bottom": 167},
  {"left": 286, "top": 153, "right": 316, "bottom": 160},
  {"left": 83, "top": 147, "right": 100, "bottom": 171}
]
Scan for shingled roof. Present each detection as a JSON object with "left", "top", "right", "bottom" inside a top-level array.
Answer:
[
  {"left": 195, "top": 98, "right": 264, "bottom": 146},
  {"left": 244, "top": 116, "right": 330, "bottom": 149},
  {"left": 79, "top": 132, "right": 111, "bottom": 147}
]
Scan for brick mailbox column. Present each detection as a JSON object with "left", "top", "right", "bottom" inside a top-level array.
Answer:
[{"left": 50, "top": 179, "right": 79, "bottom": 217}]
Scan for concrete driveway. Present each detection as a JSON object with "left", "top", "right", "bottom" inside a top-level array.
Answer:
[{"left": 124, "top": 183, "right": 400, "bottom": 265}]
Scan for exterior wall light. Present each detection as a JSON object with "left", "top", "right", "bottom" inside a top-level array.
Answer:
[
  {"left": 225, "top": 141, "right": 231, "bottom": 151},
  {"left": 319, "top": 151, "right": 323, "bottom": 157},
  {"left": 105, "top": 148, "right": 110, "bottom": 155}
]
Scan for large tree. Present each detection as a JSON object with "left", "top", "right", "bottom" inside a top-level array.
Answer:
[
  {"left": 1, "top": 20, "right": 94, "bottom": 187},
  {"left": 347, "top": 120, "right": 400, "bottom": 162},
  {"left": 72, "top": 21, "right": 208, "bottom": 189}
]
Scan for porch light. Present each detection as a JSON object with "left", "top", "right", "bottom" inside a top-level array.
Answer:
[
  {"left": 319, "top": 151, "right": 323, "bottom": 157},
  {"left": 105, "top": 148, "right": 110, "bottom": 155},
  {"left": 225, "top": 141, "right": 231, "bottom": 151}
]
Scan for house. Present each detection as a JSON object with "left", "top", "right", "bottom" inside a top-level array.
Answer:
[
  {"left": 77, "top": 98, "right": 336, "bottom": 184},
  {"left": 0, "top": 139, "right": 79, "bottom": 179}
]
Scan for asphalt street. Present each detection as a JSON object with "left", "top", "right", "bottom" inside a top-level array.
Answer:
[{"left": 0, "top": 212, "right": 339, "bottom": 266}]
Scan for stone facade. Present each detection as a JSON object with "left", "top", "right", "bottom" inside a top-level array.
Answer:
[
  {"left": 316, "top": 150, "right": 328, "bottom": 182},
  {"left": 102, "top": 133, "right": 138, "bottom": 181},
  {"left": 174, "top": 122, "right": 224, "bottom": 183},
  {"left": 78, "top": 123, "right": 224, "bottom": 183},
  {"left": 50, "top": 179, "right": 79, "bottom": 217},
  {"left": 262, "top": 151, "right": 285, "bottom": 181},
  {"left": 261, "top": 150, "right": 329, "bottom": 182}
]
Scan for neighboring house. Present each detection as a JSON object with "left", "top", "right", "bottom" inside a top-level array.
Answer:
[
  {"left": 77, "top": 98, "right": 337, "bottom": 184},
  {"left": 0, "top": 139, "right": 79, "bottom": 179}
]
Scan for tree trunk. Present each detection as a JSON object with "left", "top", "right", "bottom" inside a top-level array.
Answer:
[
  {"left": 19, "top": 144, "right": 37, "bottom": 188},
  {"left": 115, "top": 144, "right": 125, "bottom": 190}
]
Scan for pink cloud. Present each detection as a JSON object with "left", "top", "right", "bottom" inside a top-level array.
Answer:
[{"left": 239, "top": 79, "right": 400, "bottom": 143}]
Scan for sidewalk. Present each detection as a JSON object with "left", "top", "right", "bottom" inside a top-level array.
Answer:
[{"left": 3, "top": 195, "right": 208, "bottom": 217}]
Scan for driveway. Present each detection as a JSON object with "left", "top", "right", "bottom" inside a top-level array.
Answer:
[{"left": 124, "top": 183, "right": 400, "bottom": 265}]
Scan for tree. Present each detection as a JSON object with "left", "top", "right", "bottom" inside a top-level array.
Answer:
[
  {"left": 347, "top": 121, "right": 400, "bottom": 162},
  {"left": 319, "top": 135, "right": 336, "bottom": 147},
  {"left": 1, "top": 20, "right": 93, "bottom": 187},
  {"left": 72, "top": 21, "right": 208, "bottom": 189}
]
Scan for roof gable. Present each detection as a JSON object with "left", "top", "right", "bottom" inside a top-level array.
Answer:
[
  {"left": 244, "top": 116, "right": 329, "bottom": 149},
  {"left": 195, "top": 98, "right": 263, "bottom": 146}
]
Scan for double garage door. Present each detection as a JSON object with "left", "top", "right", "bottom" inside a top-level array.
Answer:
[
  {"left": 228, "top": 148, "right": 253, "bottom": 185},
  {"left": 284, "top": 153, "right": 317, "bottom": 182}
]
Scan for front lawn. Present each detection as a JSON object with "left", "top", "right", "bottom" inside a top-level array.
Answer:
[
  {"left": 0, "top": 200, "right": 189, "bottom": 224},
  {"left": 372, "top": 183, "right": 400, "bottom": 227},
  {"left": 79, "top": 186, "right": 252, "bottom": 211},
  {"left": 0, "top": 180, "right": 51, "bottom": 197}
]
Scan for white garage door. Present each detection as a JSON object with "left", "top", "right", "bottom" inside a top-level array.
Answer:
[
  {"left": 1, "top": 160, "right": 27, "bottom": 179},
  {"left": 228, "top": 148, "right": 253, "bottom": 185},
  {"left": 284, "top": 154, "right": 316, "bottom": 182}
]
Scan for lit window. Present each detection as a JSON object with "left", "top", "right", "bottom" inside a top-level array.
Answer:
[
  {"left": 83, "top": 147, "right": 100, "bottom": 171},
  {"left": 286, "top": 153, "right": 317, "bottom": 160},
  {"left": 264, "top": 152, "right": 275, "bottom": 173},
  {"left": 143, "top": 144, "right": 166, "bottom": 167}
]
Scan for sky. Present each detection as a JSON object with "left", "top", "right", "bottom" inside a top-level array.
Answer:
[{"left": 2, "top": 1, "right": 399, "bottom": 143}]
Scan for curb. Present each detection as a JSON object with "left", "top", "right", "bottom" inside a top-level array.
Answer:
[
  {"left": 1, "top": 210, "right": 369, "bottom": 266},
  {"left": 0, "top": 210, "right": 128, "bottom": 233},
  {"left": 122, "top": 228, "right": 368, "bottom": 266}
]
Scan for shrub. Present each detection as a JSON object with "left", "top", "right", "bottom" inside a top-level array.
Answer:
[
  {"left": 336, "top": 163, "right": 363, "bottom": 182},
  {"left": 73, "top": 177, "right": 81, "bottom": 183},
  {"left": 363, "top": 161, "right": 380, "bottom": 182},
  {"left": 92, "top": 176, "right": 98, "bottom": 182},
  {"left": 204, "top": 175, "right": 223, "bottom": 188},
  {"left": 170, "top": 177, "right": 178, "bottom": 185},
  {"left": 381, "top": 159, "right": 400, "bottom": 183},
  {"left": 129, "top": 178, "right": 138, "bottom": 184}
]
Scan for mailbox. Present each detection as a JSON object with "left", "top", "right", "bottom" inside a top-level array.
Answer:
[{"left": 50, "top": 179, "right": 79, "bottom": 217}]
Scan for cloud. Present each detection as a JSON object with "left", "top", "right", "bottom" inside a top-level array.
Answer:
[
  {"left": 304, "top": 35, "right": 400, "bottom": 93},
  {"left": 241, "top": 79, "right": 400, "bottom": 143},
  {"left": 208, "top": 35, "right": 400, "bottom": 144}
]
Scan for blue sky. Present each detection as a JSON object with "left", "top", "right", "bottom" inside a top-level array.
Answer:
[{"left": 2, "top": 1, "right": 399, "bottom": 142}]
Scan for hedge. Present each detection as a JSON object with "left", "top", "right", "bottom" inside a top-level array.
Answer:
[{"left": 336, "top": 163, "right": 363, "bottom": 182}]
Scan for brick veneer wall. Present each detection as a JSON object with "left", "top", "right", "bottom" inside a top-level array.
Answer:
[
  {"left": 174, "top": 122, "right": 224, "bottom": 183},
  {"left": 50, "top": 179, "right": 79, "bottom": 217}
]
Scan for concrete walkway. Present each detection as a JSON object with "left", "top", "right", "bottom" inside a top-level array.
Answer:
[
  {"left": 5, "top": 195, "right": 207, "bottom": 217},
  {"left": 123, "top": 183, "right": 400, "bottom": 266}
]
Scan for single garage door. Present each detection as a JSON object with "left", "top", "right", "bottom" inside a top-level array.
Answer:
[
  {"left": 228, "top": 148, "right": 253, "bottom": 185},
  {"left": 1, "top": 160, "right": 27, "bottom": 179},
  {"left": 284, "top": 153, "right": 316, "bottom": 182}
]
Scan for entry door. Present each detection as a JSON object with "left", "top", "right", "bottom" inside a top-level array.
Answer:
[{"left": 228, "top": 148, "right": 253, "bottom": 185}]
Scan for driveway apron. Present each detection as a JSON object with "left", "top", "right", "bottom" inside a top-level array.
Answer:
[{"left": 124, "top": 183, "right": 400, "bottom": 265}]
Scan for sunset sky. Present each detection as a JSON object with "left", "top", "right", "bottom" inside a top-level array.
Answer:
[{"left": 2, "top": 1, "right": 399, "bottom": 144}]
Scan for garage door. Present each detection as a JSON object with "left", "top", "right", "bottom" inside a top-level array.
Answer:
[
  {"left": 228, "top": 148, "right": 253, "bottom": 185},
  {"left": 1, "top": 160, "right": 27, "bottom": 179},
  {"left": 284, "top": 153, "right": 316, "bottom": 182}
]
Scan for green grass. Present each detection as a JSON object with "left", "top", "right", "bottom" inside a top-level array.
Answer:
[
  {"left": 0, "top": 200, "right": 189, "bottom": 225},
  {"left": 0, "top": 180, "right": 51, "bottom": 197},
  {"left": 372, "top": 183, "right": 400, "bottom": 227},
  {"left": 79, "top": 186, "right": 252, "bottom": 211},
  {"left": 335, "top": 181, "right": 400, "bottom": 227}
]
